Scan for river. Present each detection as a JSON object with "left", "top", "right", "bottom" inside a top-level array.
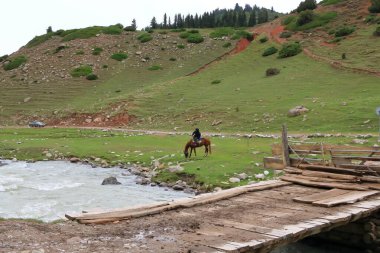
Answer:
[{"left": 0, "top": 160, "right": 191, "bottom": 222}]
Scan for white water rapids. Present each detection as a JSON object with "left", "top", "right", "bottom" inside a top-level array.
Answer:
[{"left": 0, "top": 160, "right": 191, "bottom": 222}]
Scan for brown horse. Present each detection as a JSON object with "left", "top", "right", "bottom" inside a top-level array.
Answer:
[{"left": 184, "top": 138, "right": 211, "bottom": 158}]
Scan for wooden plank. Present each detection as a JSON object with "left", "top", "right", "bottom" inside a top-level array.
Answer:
[
  {"left": 333, "top": 156, "right": 380, "bottom": 161},
  {"left": 271, "top": 144, "right": 380, "bottom": 156},
  {"left": 298, "top": 164, "right": 362, "bottom": 176},
  {"left": 293, "top": 189, "right": 350, "bottom": 204},
  {"left": 339, "top": 164, "right": 380, "bottom": 173},
  {"left": 280, "top": 175, "right": 368, "bottom": 191},
  {"left": 301, "top": 170, "right": 359, "bottom": 181},
  {"left": 313, "top": 191, "right": 379, "bottom": 207}
]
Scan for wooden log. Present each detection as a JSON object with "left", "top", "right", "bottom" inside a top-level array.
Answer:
[
  {"left": 280, "top": 175, "right": 369, "bottom": 191},
  {"left": 263, "top": 157, "right": 323, "bottom": 170},
  {"left": 287, "top": 174, "right": 357, "bottom": 184},
  {"left": 298, "top": 164, "right": 362, "bottom": 176},
  {"left": 363, "top": 233, "right": 377, "bottom": 244},
  {"left": 67, "top": 181, "right": 291, "bottom": 224},
  {"left": 362, "top": 176, "right": 380, "bottom": 184},
  {"left": 284, "top": 167, "right": 303, "bottom": 174},
  {"left": 339, "top": 164, "right": 380, "bottom": 173},
  {"left": 333, "top": 156, "right": 380, "bottom": 161},
  {"left": 301, "top": 170, "right": 359, "bottom": 181},
  {"left": 271, "top": 144, "right": 380, "bottom": 156}
]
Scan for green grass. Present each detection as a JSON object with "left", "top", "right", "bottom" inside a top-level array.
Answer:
[
  {"left": 124, "top": 40, "right": 380, "bottom": 133},
  {"left": 70, "top": 65, "right": 92, "bottom": 77},
  {"left": 26, "top": 33, "right": 55, "bottom": 48},
  {"left": 111, "top": 53, "right": 128, "bottom": 61},
  {"left": 262, "top": 47, "right": 278, "bottom": 57},
  {"left": 187, "top": 33, "right": 204, "bottom": 44},
  {"left": 1, "top": 128, "right": 373, "bottom": 189},
  {"left": 286, "top": 12, "right": 337, "bottom": 31},
  {"left": 210, "top": 27, "right": 235, "bottom": 38},
  {"left": 92, "top": 47, "right": 103, "bottom": 55},
  {"left": 62, "top": 25, "right": 122, "bottom": 42},
  {"left": 148, "top": 65, "right": 162, "bottom": 71},
  {"left": 3, "top": 56, "right": 27, "bottom": 71}
]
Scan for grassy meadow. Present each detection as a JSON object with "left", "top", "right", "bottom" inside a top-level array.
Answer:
[{"left": 1, "top": 128, "right": 378, "bottom": 189}]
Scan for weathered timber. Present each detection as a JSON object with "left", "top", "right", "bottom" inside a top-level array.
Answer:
[
  {"left": 282, "top": 125, "right": 290, "bottom": 167},
  {"left": 298, "top": 164, "right": 362, "bottom": 176},
  {"left": 293, "top": 189, "right": 350, "bottom": 204},
  {"left": 280, "top": 175, "right": 368, "bottom": 191},
  {"left": 264, "top": 157, "right": 323, "bottom": 170},
  {"left": 271, "top": 144, "right": 380, "bottom": 156},
  {"left": 66, "top": 181, "right": 291, "bottom": 224},
  {"left": 333, "top": 156, "right": 380, "bottom": 161},
  {"left": 362, "top": 176, "right": 380, "bottom": 184},
  {"left": 301, "top": 170, "right": 359, "bottom": 181},
  {"left": 312, "top": 191, "right": 379, "bottom": 207},
  {"left": 339, "top": 164, "right": 380, "bottom": 173},
  {"left": 286, "top": 174, "right": 357, "bottom": 184},
  {"left": 284, "top": 167, "right": 303, "bottom": 174}
]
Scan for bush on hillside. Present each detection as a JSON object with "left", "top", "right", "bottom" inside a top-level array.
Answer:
[
  {"left": 111, "top": 53, "right": 128, "bottom": 61},
  {"left": 369, "top": 0, "right": 380, "bottom": 13},
  {"left": 179, "top": 32, "right": 190, "bottom": 39},
  {"left": 335, "top": 26, "right": 355, "bottom": 37},
  {"left": 279, "top": 31, "right": 293, "bottom": 38},
  {"left": 54, "top": 45, "right": 67, "bottom": 54},
  {"left": 259, "top": 36, "right": 268, "bottom": 43},
  {"left": 26, "top": 33, "right": 54, "bottom": 47},
  {"left": 286, "top": 11, "right": 337, "bottom": 31},
  {"left": 92, "top": 47, "right": 103, "bottom": 55},
  {"left": 282, "top": 16, "right": 296, "bottom": 25},
  {"left": 187, "top": 33, "right": 204, "bottom": 43},
  {"left": 137, "top": 33, "right": 153, "bottom": 43},
  {"left": 169, "top": 57, "right": 177, "bottom": 61},
  {"left": 211, "top": 80, "right": 222, "bottom": 84},
  {"left": 210, "top": 27, "right": 235, "bottom": 38},
  {"left": 124, "top": 26, "right": 136, "bottom": 32},
  {"left": 86, "top": 74, "right": 98, "bottom": 80},
  {"left": 278, "top": 43, "right": 302, "bottom": 58},
  {"left": 171, "top": 28, "right": 186, "bottom": 32},
  {"left": 223, "top": 42, "right": 232, "bottom": 48},
  {"left": 266, "top": 68, "right": 280, "bottom": 77},
  {"left": 3, "top": 56, "right": 27, "bottom": 71},
  {"left": 262, "top": 47, "right": 278, "bottom": 57},
  {"left": 103, "top": 24, "right": 123, "bottom": 35},
  {"left": 177, "top": 44, "right": 185, "bottom": 49},
  {"left": 148, "top": 65, "right": 162, "bottom": 71},
  {"left": 0, "top": 54, "right": 9, "bottom": 63},
  {"left": 75, "top": 50, "right": 85, "bottom": 55},
  {"left": 233, "top": 30, "right": 254, "bottom": 41},
  {"left": 297, "top": 10, "right": 315, "bottom": 26},
  {"left": 374, "top": 26, "right": 380, "bottom": 36},
  {"left": 188, "top": 30, "right": 199, "bottom": 34},
  {"left": 70, "top": 65, "right": 92, "bottom": 77},
  {"left": 319, "top": 0, "right": 344, "bottom": 5},
  {"left": 296, "top": 0, "right": 317, "bottom": 13}
]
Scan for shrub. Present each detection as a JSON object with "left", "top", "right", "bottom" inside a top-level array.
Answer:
[
  {"left": 70, "top": 65, "right": 92, "bottom": 77},
  {"left": 233, "top": 30, "right": 254, "bottom": 41},
  {"left": 341, "top": 53, "right": 346, "bottom": 60},
  {"left": 262, "top": 47, "right": 278, "bottom": 57},
  {"left": 102, "top": 65, "right": 108, "bottom": 68},
  {"left": 210, "top": 27, "right": 235, "bottom": 38},
  {"left": 187, "top": 33, "right": 204, "bottom": 43},
  {"left": 86, "top": 74, "right": 98, "bottom": 80},
  {"left": 54, "top": 45, "right": 67, "bottom": 54},
  {"left": 369, "top": 0, "right": 380, "bottom": 13},
  {"left": 279, "top": 31, "right": 293, "bottom": 38},
  {"left": 296, "top": 0, "right": 317, "bottom": 13},
  {"left": 102, "top": 25, "right": 123, "bottom": 35},
  {"left": 26, "top": 33, "right": 54, "bottom": 47},
  {"left": 328, "top": 37, "right": 345, "bottom": 43},
  {"left": 282, "top": 16, "right": 296, "bottom": 25},
  {"left": 92, "top": 47, "right": 103, "bottom": 55},
  {"left": 320, "top": 0, "right": 344, "bottom": 5},
  {"left": 335, "top": 26, "right": 355, "bottom": 37},
  {"left": 278, "top": 43, "right": 302, "bottom": 58},
  {"left": 62, "top": 26, "right": 101, "bottom": 41},
  {"left": 75, "top": 50, "right": 85, "bottom": 55},
  {"left": 297, "top": 10, "right": 315, "bottom": 26},
  {"left": 3, "top": 56, "right": 27, "bottom": 71},
  {"left": 169, "top": 57, "right": 177, "bottom": 61},
  {"left": 188, "top": 29, "right": 199, "bottom": 34},
  {"left": 259, "top": 36, "right": 268, "bottom": 43},
  {"left": 286, "top": 12, "right": 337, "bottom": 31},
  {"left": 148, "top": 65, "right": 162, "bottom": 71},
  {"left": 171, "top": 28, "right": 186, "bottom": 32},
  {"left": 179, "top": 32, "right": 190, "bottom": 39},
  {"left": 0, "top": 54, "right": 9, "bottom": 63},
  {"left": 211, "top": 80, "right": 221, "bottom": 84},
  {"left": 111, "top": 53, "right": 128, "bottom": 61},
  {"left": 124, "top": 26, "right": 136, "bottom": 32},
  {"left": 266, "top": 68, "right": 280, "bottom": 77},
  {"left": 177, "top": 44, "right": 185, "bottom": 49},
  {"left": 137, "top": 33, "right": 153, "bottom": 43},
  {"left": 223, "top": 42, "right": 232, "bottom": 48},
  {"left": 374, "top": 26, "right": 380, "bottom": 36}
]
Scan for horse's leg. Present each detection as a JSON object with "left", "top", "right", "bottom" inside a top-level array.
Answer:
[
  {"left": 194, "top": 147, "right": 197, "bottom": 157},
  {"left": 189, "top": 148, "right": 193, "bottom": 158},
  {"left": 204, "top": 146, "right": 208, "bottom": 157}
]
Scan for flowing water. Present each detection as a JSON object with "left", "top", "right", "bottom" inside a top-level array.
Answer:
[{"left": 0, "top": 160, "right": 191, "bottom": 222}]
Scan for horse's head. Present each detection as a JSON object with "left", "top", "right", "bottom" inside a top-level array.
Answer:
[{"left": 184, "top": 150, "right": 189, "bottom": 158}]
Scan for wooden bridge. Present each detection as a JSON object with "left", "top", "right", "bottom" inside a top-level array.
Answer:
[{"left": 66, "top": 180, "right": 380, "bottom": 252}]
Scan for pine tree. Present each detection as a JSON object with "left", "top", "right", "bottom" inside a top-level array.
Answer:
[
  {"left": 132, "top": 19, "right": 137, "bottom": 30},
  {"left": 163, "top": 13, "right": 167, "bottom": 28},
  {"left": 46, "top": 26, "right": 53, "bottom": 34},
  {"left": 150, "top": 17, "right": 158, "bottom": 29},
  {"left": 248, "top": 11, "right": 256, "bottom": 26}
]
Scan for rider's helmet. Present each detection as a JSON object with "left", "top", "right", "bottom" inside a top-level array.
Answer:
[{"left": 195, "top": 128, "right": 199, "bottom": 132}]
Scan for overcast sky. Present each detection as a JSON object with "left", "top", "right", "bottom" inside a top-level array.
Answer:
[{"left": 0, "top": 0, "right": 305, "bottom": 56}]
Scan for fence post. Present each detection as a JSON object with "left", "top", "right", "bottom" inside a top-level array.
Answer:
[{"left": 282, "top": 124, "right": 291, "bottom": 168}]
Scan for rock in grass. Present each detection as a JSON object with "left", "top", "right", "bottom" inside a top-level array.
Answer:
[
  {"left": 237, "top": 173, "right": 248, "bottom": 180},
  {"left": 70, "top": 157, "right": 80, "bottom": 163},
  {"left": 101, "top": 177, "right": 121, "bottom": 185},
  {"left": 288, "top": 105, "right": 309, "bottom": 117},
  {"left": 173, "top": 184, "right": 185, "bottom": 191},
  {"left": 229, "top": 177, "right": 241, "bottom": 183}
]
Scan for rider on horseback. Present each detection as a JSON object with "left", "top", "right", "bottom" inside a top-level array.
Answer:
[{"left": 192, "top": 128, "right": 201, "bottom": 145}]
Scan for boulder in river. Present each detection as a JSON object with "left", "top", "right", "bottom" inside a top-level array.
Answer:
[{"left": 101, "top": 176, "right": 121, "bottom": 185}]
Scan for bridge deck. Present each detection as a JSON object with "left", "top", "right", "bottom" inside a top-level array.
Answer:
[{"left": 69, "top": 181, "right": 380, "bottom": 252}]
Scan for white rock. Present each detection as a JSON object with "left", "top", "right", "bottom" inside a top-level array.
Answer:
[{"left": 229, "top": 177, "right": 241, "bottom": 183}]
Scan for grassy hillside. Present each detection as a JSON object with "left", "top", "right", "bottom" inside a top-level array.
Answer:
[{"left": 126, "top": 39, "right": 380, "bottom": 133}]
